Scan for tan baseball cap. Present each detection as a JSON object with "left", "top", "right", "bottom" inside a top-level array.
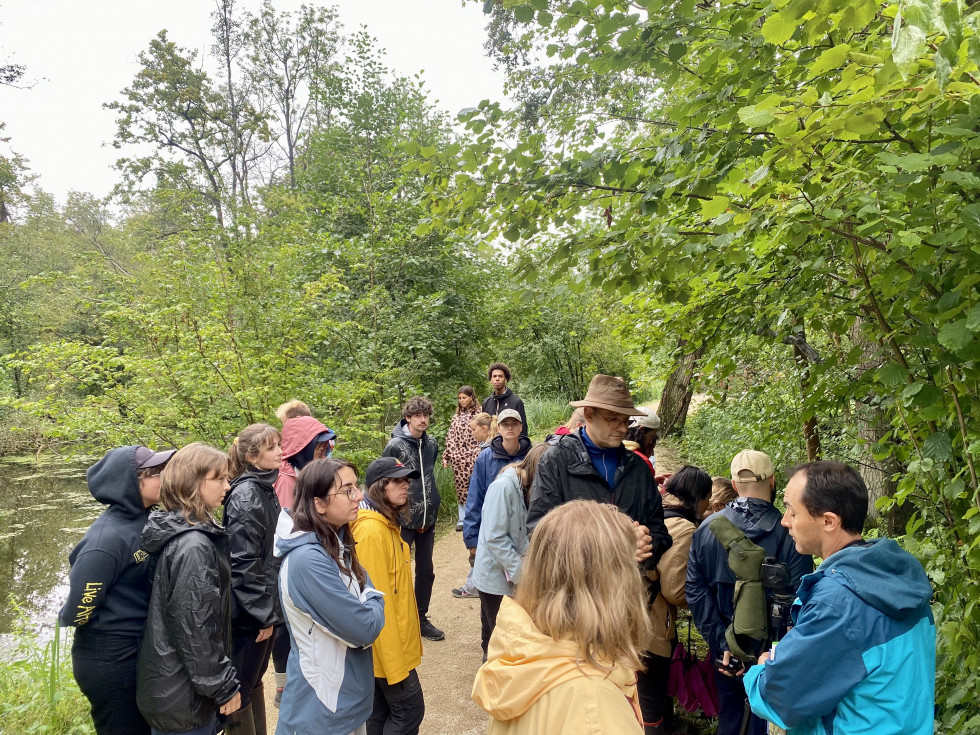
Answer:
[
  {"left": 730, "top": 450, "right": 774, "bottom": 482},
  {"left": 497, "top": 408, "right": 523, "bottom": 424}
]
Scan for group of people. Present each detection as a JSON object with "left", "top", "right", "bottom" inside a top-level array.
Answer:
[{"left": 59, "top": 365, "right": 938, "bottom": 735}]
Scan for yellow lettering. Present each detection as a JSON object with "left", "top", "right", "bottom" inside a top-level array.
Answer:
[
  {"left": 80, "top": 582, "right": 103, "bottom": 604},
  {"left": 73, "top": 605, "right": 97, "bottom": 625}
]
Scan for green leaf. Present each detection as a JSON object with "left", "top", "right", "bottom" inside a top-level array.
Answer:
[
  {"left": 938, "top": 319, "right": 972, "bottom": 351},
  {"left": 701, "top": 197, "right": 729, "bottom": 218},
  {"left": 876, "top": 361, "right": 908, "bottom": 387},
  {"left": 941, "top": 171, "right": 980, "bottom": 190},
  {"left": 893, "top": 25, "right": 926, "bottom": 79},
  {"left": 922, "top": 431, "right": 953, "bottom": 463},
  {"left": 934, "top": 51, "right": 951, "bottom": 91},
  {"left": 738, "top": 105, "right": 776, "bottom": 127},
  {"left": 667, "top": 42, "right": 687, "bottom": 62},
  {"left": 843, "top": 107, "right": 885, "bottom": 135},
  {"left": 965, "top": 304, "right": 980, "bottom": 331},
  {"left": 513, "top": 5, "right": 535, "bottom": 23},
  {"left": 808, "top": 44, "right": 851, "bottom": 79},
  {"left": 960, "top": 204, "right": 980, "bottom": 234},
  {"left": 761, "top": 11, "right": 797, "bottom": 45}
]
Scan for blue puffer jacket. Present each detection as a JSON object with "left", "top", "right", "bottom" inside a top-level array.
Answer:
[
  {"left": 463, "top": 435, "right": 532, "bottom": 550},
  {"left": 744, "top": 538, "right": 935, "bottom": 735},
  {"left": 686, "top": 498, "right": 813, "bottom": 656}
]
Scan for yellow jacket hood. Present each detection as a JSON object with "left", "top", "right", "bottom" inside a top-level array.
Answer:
[{"left": 472, "top": 597, "right": 639, "bottom": 722}]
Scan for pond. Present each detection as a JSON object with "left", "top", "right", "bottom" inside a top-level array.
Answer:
[{"left": 0, "top": 459, "right": 98, "bottom": 634}]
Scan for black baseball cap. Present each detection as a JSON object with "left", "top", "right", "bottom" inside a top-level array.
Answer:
[
  {"left": 134, "top": 447, "right": 176, "bottom": 471},
  {"left": 365, "top": 457, "right": 420, "bottom": 487}
]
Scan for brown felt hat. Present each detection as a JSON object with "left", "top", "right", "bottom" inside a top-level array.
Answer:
[{"left": 569, "top": 374, "right": 644, "bottom": 415}]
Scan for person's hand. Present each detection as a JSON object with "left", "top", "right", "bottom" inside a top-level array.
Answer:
[
  {"left": 716, "top": 650, "right": 747, "bottom": 678},
  {"left": 219, "top": 691, "right": 242, "bottom": 715},
  {"left": 655, "top": 473, "right": 672, "bottom": 486},
  {"left": 255, "top": 626, "right": 273, "bottom": 643},
  {"left": 633, "top": 521, "right": 652, "bottom": 562},
  {"left": 757, "top": 650, "right": 771, "bottom": 666}
]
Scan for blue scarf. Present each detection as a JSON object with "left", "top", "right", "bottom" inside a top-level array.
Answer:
[{"left": 579, "top": 427, "right": 621, "bottom": 488}]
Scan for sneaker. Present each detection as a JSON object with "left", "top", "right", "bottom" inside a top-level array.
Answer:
[
  {"left": 455, "top": 521, "right": 464, "bottom": 532},
  {"left": 452, "top": 586, "right": 479, "bottom": 599},
  {"left": 420, "top": 617, "right": 445, "bottom": 641}
]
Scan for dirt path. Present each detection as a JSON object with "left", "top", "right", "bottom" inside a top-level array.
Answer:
[{"left": 261, "top": 526, "right": 487, "bottom": 734}]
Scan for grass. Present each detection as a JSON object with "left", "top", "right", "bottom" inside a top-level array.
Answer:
[{"left": 0, "top": 597, "right": 93, "bottom": 735}]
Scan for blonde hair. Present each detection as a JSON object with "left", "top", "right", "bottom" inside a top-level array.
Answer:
[
  {"left": 516, "top": 501, "right": 651, "bottom": 671},
  {"left": 470, "top": 412, "right": 497, "bottom": 440},
  {"left": 564, "top": 408, "right": 586, "bottom": 431},
  {"left": 228, "top": 423, "right": 280, "bottom": 478},
  {"left": 276, "top": 399, "right": 312, "bottom": 424},
  {"left": 159, "top": 443, "right": 229, "bottom": 525},
  {"left": 710, "top": 476, "right": 738, "bottom": 514},
  {"left": 502, "top": 443, "right": 550, "bottom": 504}
]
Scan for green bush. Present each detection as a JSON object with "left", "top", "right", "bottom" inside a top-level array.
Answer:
[
  {"left": 0, "top": 598, "right": 93, "bottom": 735},
  {"left": 524, "top": 396, "right": 573, "bottom": 440}
]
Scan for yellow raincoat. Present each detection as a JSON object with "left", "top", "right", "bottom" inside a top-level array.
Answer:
[
  {"left": 350, "top": 506, "right": 422, "bottom": 684},
  {"left": 472, "top": 597, "right": 643, "bottom": 735}
]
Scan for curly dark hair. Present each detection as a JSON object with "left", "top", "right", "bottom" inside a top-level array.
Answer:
[
  {"left": 487, "top": 362, "right": 512, "bottom": 381},
  {"left": 402, "top": 396, "right": 434, "bottom": 418}
]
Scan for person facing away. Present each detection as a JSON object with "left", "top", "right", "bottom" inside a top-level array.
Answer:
[
  {"left": 274, "top": 459, "right": 386, "bottom": 735},
  {"left": 472, "top": 443, "right": 550, "bottom": 660},
  {"left": 481, "top": 362, "right": 528, "bottom": 436},
  {"left": 224, "top": 423, "right": 285, "bottom": 735},
  {"left": 744, "top": 461, "right": 935, "bottom": 735},
  {"left": 275, "top": 415, "right": 335, "bottom": 510},
  {"left": 59, "top": 445, "right": 175, "bottom": 735},
  {"left": 686, "top": 450, "right": 813, "bottom": 735},
  {"left": 381, "top": 396, "right": 444, "bottom": 642},
  {"left": 137, "top": 443, "right": 242, "bottom": 735},
  {"left": 526, "top": 374, "right": 672, "bottom": 573},
  {"left": 472, "top": 500, "right": 651, "bottom": 735},
  {"left": 351, "top": 457, "right": 426, "bottom": 735}
]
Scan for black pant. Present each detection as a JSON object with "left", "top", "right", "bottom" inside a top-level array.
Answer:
[
  {"left": 478, "top": 591, "right": 504, "bottom": 654},
  {"left": 272, "top": 623, "right": 290, "bottom": 675},
  {"left": 636, "top": 649, "right": 674, "bottom": 730},
  {"left": 366, "top": 669, "right": 425, "bottom": 735},
  {"left": 71, "top": 629, "right": 150, "bottom": 735},
  {"left": 231, "top": 627, "right": 273, "bottom": 707},
  {"left": 400, "top": 526, "right": 435, "bottom": 618},
  {"left": 713, "top": 650, "right": 767, "bottom": 735}
]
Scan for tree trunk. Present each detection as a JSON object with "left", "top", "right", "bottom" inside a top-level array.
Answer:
[{"left": 658, "top": 341, "right": 704, "bottom": 438}]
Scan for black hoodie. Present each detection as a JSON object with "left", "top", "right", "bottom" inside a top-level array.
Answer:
[
  {"left": 481, "top": 388, "right": 529, "bottom": 436},
  {"left": 58, "top": 446, "right": 152, "bottom": 636},
  {"left": 136, "top": 509, "right": 239, "bottom": 732}
]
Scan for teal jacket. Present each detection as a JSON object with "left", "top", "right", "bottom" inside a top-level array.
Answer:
[{"left": 744, "top": 538, "right": 935, "bottom": 735}]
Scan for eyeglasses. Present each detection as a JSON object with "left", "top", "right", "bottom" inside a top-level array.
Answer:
[
  {"left": 328, "top": 483, "right": 362, "bottom": 502},
  {"left": 593, "top": 410, "right": 631, "bottom": 429}
]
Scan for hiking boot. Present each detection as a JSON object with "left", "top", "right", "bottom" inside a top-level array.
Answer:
[
  {"left": 420, "top": 617, "right": 445, "bottom": 641},
  {"left": 452, "top": 586, "right": 479, "bottom": 599}
]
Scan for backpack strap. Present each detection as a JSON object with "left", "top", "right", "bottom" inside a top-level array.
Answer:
[{"left": 707, "top": 515, "right": 768, "bottom": 662}]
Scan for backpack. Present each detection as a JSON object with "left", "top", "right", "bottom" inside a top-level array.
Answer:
[{"left": 707, "top": 514, "right": 768, "bottom": 662}]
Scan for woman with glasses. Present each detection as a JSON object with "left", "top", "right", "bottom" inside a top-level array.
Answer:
[{"left": 275, "top": 459, "right": 386, "bottom": 735}]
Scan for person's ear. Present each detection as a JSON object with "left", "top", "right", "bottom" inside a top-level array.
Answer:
[
  {"left": 823, "top": 512, "right": 842, "bottom": 533},
  {"left": 313, "top": 496, "right": 328, "bottom": 515}
]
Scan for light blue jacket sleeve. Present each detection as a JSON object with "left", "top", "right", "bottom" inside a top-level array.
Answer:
[
  {"left": 745, "top": 595, "right": 866, "bottom": 729},
  {"left": 288, "top": 548, "right": 386, "bottom": 648},
  {"left": 479, "top": 472, "right": 526, "bottom": 586}
]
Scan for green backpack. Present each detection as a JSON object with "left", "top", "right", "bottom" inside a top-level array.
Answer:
[{"left": 707, "top": 514, "right": 768, "bottom": 662}]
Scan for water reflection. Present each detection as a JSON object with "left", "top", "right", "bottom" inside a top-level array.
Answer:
[{"left": 0, "top": 460, "right": 97, "bottom": 633}]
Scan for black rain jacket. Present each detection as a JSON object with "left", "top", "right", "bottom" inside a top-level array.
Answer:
[
  {"left": 526, "top": 431, "right": 673, "bottom": 573},
  {"left": 224, "top": 471, "right": 283, "bottom": 630},
  {"left": 382, "top": 420, "right": 440, "bottom": 530},
  {"left": 136, "top": 510, "right": 239, "bottom": 732}
]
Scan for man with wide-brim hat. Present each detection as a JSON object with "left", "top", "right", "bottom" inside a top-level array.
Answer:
[{"left": 527, "top": 374, "right": 672, "bottom": 564}]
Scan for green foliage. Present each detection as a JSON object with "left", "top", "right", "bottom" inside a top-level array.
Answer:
[
  {"left": 0, "top": 598, "right": 93, "bottom": 735},
  {"left": 523, "top": 396, "right": 573, "bottom": 439}
]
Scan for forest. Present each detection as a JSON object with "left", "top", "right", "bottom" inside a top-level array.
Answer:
[{"left": 1, "top": 0, "right": 979, "bottom": 732}]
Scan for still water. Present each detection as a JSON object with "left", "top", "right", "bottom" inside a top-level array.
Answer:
[{"left": 0, "top": 459, "right": 98, "bottom": 634}]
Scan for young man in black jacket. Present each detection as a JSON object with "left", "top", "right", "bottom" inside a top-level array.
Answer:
[
  {"left": 481, "top": 362, "right": 528, "bottom": 436},
  {"left": 381, "top": 396, "right": 444, "bottom": 641}
]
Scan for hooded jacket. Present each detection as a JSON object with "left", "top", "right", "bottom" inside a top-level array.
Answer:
[
  {"left": 471, "top": 597, "right": 643, "bottom": 735},
  {"left": 686, "top": 497, "right": 813, "bottom": 656},
  {"left": 647, "top": 493, "right": 700, "bottom": 656},
  {"left": 381, "top": 420, "right": 440, "bottom": 530},
  {"left": 473, "top": 467, "right": 529, "bottom": 596},
  {"left": 525, "top": 430, "right": 672, "bottom": 572},
  {"left": 58, "top": 446, "right": 152, "bottom": 636},
  {"left": 350, "top": 502, "right": 423, "bottom": 685},
  {"left": 463, "top": 435, "right": 532, "bottom": 550},
  {"left": 744, "top": 539, "right": 936, "bottom": 735},
  {"left": 136, "top": 510, "right": 239, "bottom": 732},
  {"left": 224, "top": 469, "right": 283, "bottom": 630},
  {"left": 481, "top": 388, "right": 529, "bottom": 436},
  {"left": 275, "top": 416, "right": 334, "bottom": 510},
  {"left": 275, "top": 510, "right": 386, "bottom": 735}
]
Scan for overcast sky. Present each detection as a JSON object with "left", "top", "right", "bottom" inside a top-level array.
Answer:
[{"left": 0, "top": 0, "right": 505, "bottom": 202}]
